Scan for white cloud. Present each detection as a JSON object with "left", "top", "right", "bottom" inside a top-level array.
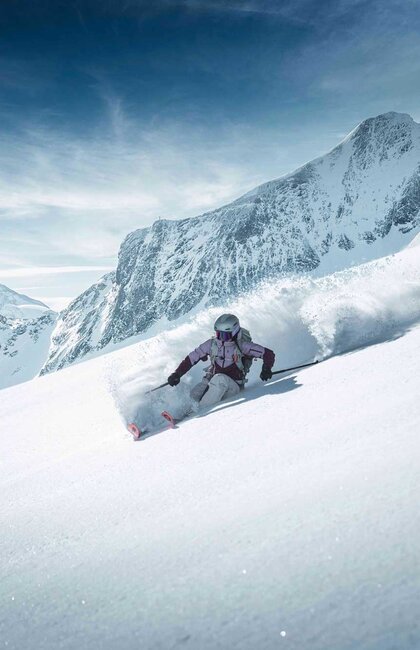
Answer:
[
  {"left": 0, "top": 100, "right": 392, "bottom": 274},
  {"left": 0, "top": 266, "right": 114, "bottom": 279},
  {"left": 0, "top": 110, "right": 281, "bottom": 267}
]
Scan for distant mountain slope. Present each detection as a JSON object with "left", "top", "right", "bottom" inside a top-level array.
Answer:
[
  {"left": 0, "top": 312, "right": 56, "bottom": 389},
  {"left": 42, "top": 111, "right": 420, "bottom": 374},
  {"left": 0, "top": 284, "right": 56, "bottom": 389},
  {"left": 41, "top": 272, "right": 116, "bottom": 374},
  {"left": 0, "top": 284, "right": 50, "bottom": 319}
]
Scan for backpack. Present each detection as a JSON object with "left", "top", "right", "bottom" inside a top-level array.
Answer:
[{"left": 210, "top": 327, "right": 254, "bottom": 382}]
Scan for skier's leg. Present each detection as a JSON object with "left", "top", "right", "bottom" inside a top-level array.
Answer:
[
  {"left": 223, "top": 376, "right": 242, "bottom": 400},
  {"left": 190, "top": 380, "right": 209, "bottom": 403},
  {"left": 199, "top": 374, "right": 240, "bottom": 408}
]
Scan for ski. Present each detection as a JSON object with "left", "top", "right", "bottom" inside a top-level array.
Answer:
[
  {"left": 127, "top": 410, "right": 177, "bottom": 440},
  {"left": 127, "top": 422, "right": 143, "bottom": 440},
  {"left": 161, "top": 410, "right": 177, "bottom": 428}
]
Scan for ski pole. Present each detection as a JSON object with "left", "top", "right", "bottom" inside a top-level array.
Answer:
[
  {"left": 146, "top": 381, "right": 169, "bottom": 394},
  {"left": 271, "top": 360, "right": 319, "bottom": 376}
]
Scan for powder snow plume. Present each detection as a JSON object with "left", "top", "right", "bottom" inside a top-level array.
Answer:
[{"left": 108, "top": 243, "right": 420, "bottom": 429}]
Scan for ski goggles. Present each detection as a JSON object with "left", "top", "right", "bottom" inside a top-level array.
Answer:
[{"left": 216, "top": 330, "right": 233, "bottom": 341}]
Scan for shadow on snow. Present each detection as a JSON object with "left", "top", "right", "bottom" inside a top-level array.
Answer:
[{"left": 135, "top": 374, "right": 302, "bottom": 443}]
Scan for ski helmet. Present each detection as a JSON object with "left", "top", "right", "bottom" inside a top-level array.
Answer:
[{"left": 214, "top": 313, "right": 240, "bottom": 341}]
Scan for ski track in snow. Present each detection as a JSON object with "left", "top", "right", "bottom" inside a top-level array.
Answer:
[{"left": 0, "top": 242, "right": 419, "bottom": 649}]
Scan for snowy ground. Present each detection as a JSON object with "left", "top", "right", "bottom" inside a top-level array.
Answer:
[{"left": 1, "top": 244, "right": 420, "bottom": 649}]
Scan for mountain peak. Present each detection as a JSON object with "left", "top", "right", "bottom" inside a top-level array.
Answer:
[
  {"left": 347, "top": 111, "right": 417, "bottom": 141},
  {"left": 370, "top": 111, "right": 414, "bottom": 124},
  {"left": 0, "top": 283, "right": 53, "bottom": 319}
]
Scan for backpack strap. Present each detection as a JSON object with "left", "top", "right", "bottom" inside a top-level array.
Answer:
[
  {"left": 210, "top": 336, "right": 245, "bottom": 375},
  {"left": 232, "top": 340, "right": 245, "bottom": 373},
  {"left": 210, "top": 337, "right": 218, "bottom": 367}
]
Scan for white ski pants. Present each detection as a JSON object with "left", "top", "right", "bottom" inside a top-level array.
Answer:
[{"left": 198, "top": 373, "right": 241, "bottom": 407}]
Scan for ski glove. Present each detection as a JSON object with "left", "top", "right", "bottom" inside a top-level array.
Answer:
[
  {"left": 168, "top": 372, "right": 181, "bottom": 387},
  {"left": 260, "top": 364, "right": 273, "bottom": 381}
]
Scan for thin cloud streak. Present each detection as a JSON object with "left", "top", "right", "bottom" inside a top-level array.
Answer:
[
  {"left": 0, "top": 266, "right": 114, "bottom": 279},
  {"left": 0, "top": 109, "right": 281, "bottom": 267},
  {"left": 0, "top": 120, "right": 264, "bottom": 218}
]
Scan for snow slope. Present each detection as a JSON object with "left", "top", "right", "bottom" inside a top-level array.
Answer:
[
  {"left": 42, "top": 112, "right": 420, "bottom": 374},
  {"left": 1, "top": 245, "right": 419, "bottom": 649}
]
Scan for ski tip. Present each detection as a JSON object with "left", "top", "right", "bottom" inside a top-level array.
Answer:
[
  {"left": 161, "top": 411, "right": 176, "bottom": 429},
  {"left": 127, "top": 422, "right": 142, "bottom": 440}
]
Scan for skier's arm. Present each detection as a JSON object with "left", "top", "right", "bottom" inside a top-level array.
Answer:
[
  {"left": 168, "top": 339, "right": 213, "bottom": 386},
  {"left": 241, "top": 341, "right": 275, "bottom": 369}
]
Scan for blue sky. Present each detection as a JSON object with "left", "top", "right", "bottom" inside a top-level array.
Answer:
[{"left": 1, "top": 0, "right": 420, "bottom": 309}]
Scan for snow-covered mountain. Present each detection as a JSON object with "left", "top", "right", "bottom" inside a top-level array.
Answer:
[
  {"left": 0, "top": 283, "right": 50, "bottom": 319},
  {"left": 1, "top": 241, "right": 420, "bottom": 650},
  {"left": 42, "top": 111, "right": 420, "bottom": 374},
  {"left": 0, "top": 285, "right": 56, "bottom": 389}
]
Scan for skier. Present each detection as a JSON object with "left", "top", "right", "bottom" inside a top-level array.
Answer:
[{"left": 167, "top": 313, "right": 275, "bottom": 409}]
